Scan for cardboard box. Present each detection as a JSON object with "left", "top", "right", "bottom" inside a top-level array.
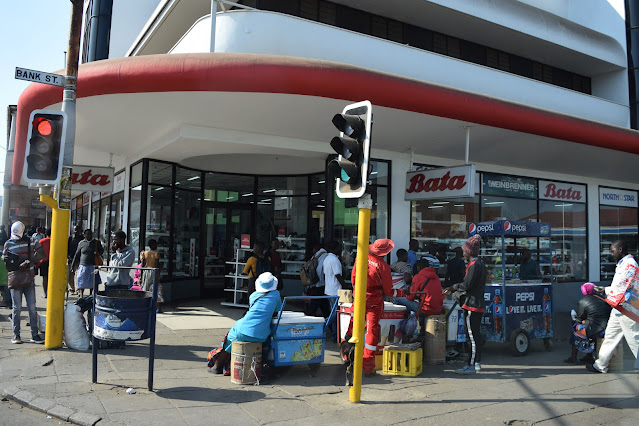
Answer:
[{"left": 338, "top": 290, "right": 353, "bottom": 303}]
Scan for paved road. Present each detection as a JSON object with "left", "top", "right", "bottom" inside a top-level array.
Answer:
[{"left": 0, "top": 397, "right": 71, "bottom": 425}]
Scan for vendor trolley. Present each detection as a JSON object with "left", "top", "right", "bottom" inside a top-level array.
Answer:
[
  {"left": 468, "top": 220, "right": 554, "bottom": 356},
  {"left": 268, "top": 296, "right": 338, "bottom": 372}
]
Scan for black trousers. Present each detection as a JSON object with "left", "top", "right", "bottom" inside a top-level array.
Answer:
[
  {"left": 304, "top": 286, "right": 330, "bottom": 318},
  {"left": 463, "top": 309, "right": 483, "bottom": 365}
]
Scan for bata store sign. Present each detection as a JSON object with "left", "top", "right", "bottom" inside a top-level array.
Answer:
[
  {"left": 539, "top": 180, "right": 586, "bottom": 202},
  {"left": 71, "top": 166, "right": 114, "bottom": 192},
  {"left": 405, "top": 165, "right": 476, "bottom": 200}
]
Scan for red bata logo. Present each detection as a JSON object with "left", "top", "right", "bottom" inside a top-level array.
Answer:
[
  {"left": 543, "top": 183, "right": 582, "bottom": 201},
  {"left": 71, "top": 169, "right": 111, "bottom": 186},
  {"left": 406, "top": 171, "right": 467, "bottom": 193}
]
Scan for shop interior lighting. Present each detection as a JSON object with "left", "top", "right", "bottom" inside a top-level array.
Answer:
[
  {"left": 554, "top": 203, "right": 573, "bottom": 207},
  {"left": 318, "top": 180, "right": 325, "bottom": 184},
  {"left": 433, "top": 201, "right": 449, "bottom": 205},
  {"left": 187, "top": 176, "right": 200, "bottom": 181},
  {"left": 311, "top": 192, "right": 320, "bottom": 195},
  {"left": 263, "top": 189, "right": 277, "bottom": 193},
  {"left": 154, "top": 187, "right": 164, "bottom": 191},
  {"left": 317, "top": 205, "right": 325, "bottom": 208},
  {"left": 453, "top": 204, "right": 464, "bottom": 207},
  {"left": 242, "top": 193, "right": 253, "bottom": 197},
  {"left": 484, "top": 201, "right": 504, "bottom": 205},
  {"left": 281, "top": 197, "right": 288, "bottom": 199},
  {"left": 428, "top": 205, "right": 444, "bottom": 209},
  {"left": 370, "top": 171, "right": 378, "bottom": 175}
]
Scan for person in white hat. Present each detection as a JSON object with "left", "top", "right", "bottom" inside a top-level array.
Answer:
[{"left": 209, "top": 272, "right": 282, "bottom": 374}]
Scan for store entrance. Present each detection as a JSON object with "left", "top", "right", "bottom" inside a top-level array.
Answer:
[{"left": 202, "top": 202, "right": 253, "bottom": 296}]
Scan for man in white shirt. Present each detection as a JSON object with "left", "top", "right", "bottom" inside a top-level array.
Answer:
[
  {"left": 323, "top": 241, "right": 348, "bottom": 340},
  {"left": 587, "top": 240, "right": 639, "bottom": 373},
  {"left": 304, "top": 244, "right": 329, "bottom": 317}
]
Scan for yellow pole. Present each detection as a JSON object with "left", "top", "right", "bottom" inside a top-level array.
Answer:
[
  {"left": 40, "top": 194, "right": 69, "bottom": 349},
  {"left": 349, "top": 195, "right": 372, "bottom": 403}
]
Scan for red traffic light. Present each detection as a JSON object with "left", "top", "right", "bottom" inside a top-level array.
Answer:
[{"left": 33, "top": 117, "right": 53, "bottom": 136}]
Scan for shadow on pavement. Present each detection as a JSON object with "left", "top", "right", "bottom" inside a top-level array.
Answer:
[{"left": 156, "top": 386, "right": 266, "bottom": 403}]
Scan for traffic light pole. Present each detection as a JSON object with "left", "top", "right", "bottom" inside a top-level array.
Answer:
[
  {"left": 44, "top": 0, "right": 82, "bottom": 349},
  {"left": 348, "top": 193, "right": 372, "bottom": 403}
]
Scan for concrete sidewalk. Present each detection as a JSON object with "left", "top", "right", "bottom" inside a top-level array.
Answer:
[{"left": 1, "top": 284, "right": 639, "bottom": 426}]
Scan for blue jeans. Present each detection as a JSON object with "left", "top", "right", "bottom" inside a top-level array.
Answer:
[
  {"left": 1, "top": 286, "right": 11, "bottom": 309},
  {"left": 11, "top": 284, "right": 40, "bottom": 339},
  {"left": 394, "top": 297, "right": 420, "bottom": 314}
]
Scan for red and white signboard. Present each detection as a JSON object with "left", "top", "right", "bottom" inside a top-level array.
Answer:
[
  {"left": 71, "top": 165, "right": 114, "bottom": 193},
  {"left": 241, "top": 234, "right": 251, "bottom": 249},
  {"left": 405, "top": 165, "right": 476, "bottom": 200},
  {"left": 539, "top": 180, "right": 586, "bottom": 202},
  {"left": 113, "top": 171, "right": 125, "bottom": 194},
  {"left": 82, "top": 192, "right": 90, "bottom": 205}
]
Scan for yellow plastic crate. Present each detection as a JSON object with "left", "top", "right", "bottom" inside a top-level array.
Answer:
[{"left": 382, "top": 345, "right": 423, "bottom": 377}]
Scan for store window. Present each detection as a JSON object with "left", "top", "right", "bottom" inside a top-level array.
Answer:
[
  {"left": 173, "top": 189, "right": 201, "bottom": 278},
  {"left": 538, "top": 180, "right": 588, "bottom": 282},
  {"left": 129, "top": 184, "right": 142, "bottom": 260},
  {"left": 146, "top": 185, "right": 172, "bottom": 279},
  {"left": 149, "top": 161, "right": 173, "bottom": 185},
  {"left": 599, "top": 187, "right": 639, "bottom": 279},
  {"left": 204, "top": 173, "right": 255, "bottom": 203}
]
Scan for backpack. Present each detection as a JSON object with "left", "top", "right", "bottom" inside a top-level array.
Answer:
[
  {"left": 251, "top": 254, "right": 273, "bottom": 276},
  {"left": 300, "top": 255, "right": 320, "bottom": 287}
]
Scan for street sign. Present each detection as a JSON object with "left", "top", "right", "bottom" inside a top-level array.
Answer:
[{"left": 15, "top": 67, "right": 64, "bottom": 87}]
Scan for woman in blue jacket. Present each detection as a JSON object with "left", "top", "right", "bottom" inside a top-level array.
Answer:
[{"left": 209, "top": 272, "right": 282, "bottom": 374}]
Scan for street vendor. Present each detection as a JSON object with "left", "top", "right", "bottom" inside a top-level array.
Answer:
[
  {"left": 586, "top": 240, "right": 639, "bottom": 374},
  {"left": 393, "top": 259, "right": 443, "bottom": 318},
  {"left": 348, "top": 239, "right": 394, "bottom": 377},
  {"left": 208, "top": 272, "right": 282, "bottom": 375}
]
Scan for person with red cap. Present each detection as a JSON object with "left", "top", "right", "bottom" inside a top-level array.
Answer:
[
  {"left": 348, "top": 238, "right": 395, "bottom": 376},
  {"left": 444, "top": 234, "right": 486, "bottom": 374}
]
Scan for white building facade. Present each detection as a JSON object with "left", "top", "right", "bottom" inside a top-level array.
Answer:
[{"left": 11, "top": 0, "right": 639, "bottom": 312}]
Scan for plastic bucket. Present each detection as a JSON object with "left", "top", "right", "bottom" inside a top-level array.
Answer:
[
  {"left": 231, "top": 341, "right": 262, "bottom": 384},
  {"left": 93, "top": 290, "right": 153, "bottom": 341},
  {"left": 424, "top": 315, "right": 446, "bottom": 364}
]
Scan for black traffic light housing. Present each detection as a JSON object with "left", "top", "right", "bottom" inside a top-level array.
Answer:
[
  {"left": 23, "top": 109, "right": 67, "bottom": 184},
  {"left": 328, "top": 101, "right": 372, "bottom": 198}
]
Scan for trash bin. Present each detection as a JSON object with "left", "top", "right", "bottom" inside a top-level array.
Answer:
[{"left": 93, "top": 290, "right": 153, "bottom": 341}]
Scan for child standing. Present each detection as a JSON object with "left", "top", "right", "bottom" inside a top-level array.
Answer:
[{"left": 140, "top": 239, "right": 163, "bottom": 313}]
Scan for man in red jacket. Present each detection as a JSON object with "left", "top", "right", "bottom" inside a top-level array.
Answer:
[
  {"left": 348, "top": 239, "right": 394, "bottom": 376},
  {"left": 393, "top": 259, "right": 444, "bottom": 317}
]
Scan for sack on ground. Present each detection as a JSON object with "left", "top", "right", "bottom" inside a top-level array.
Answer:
[
  {"left": 300, "top": 256, "right": 320, "bottom": 286},
  {"left": 64, "top": 302, "right": 90, "bottom": 351}
]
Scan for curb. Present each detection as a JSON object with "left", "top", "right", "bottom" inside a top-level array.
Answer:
[{"left": 2, "top": 387, "right": 103, "bottom": 426}]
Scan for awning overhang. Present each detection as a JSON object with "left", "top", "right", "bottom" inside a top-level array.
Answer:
[{"left": 13, "top": 52, "right": 639, "bottom": 186}]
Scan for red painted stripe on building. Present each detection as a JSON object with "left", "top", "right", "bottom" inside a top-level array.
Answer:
[{"left": 13, "top": 52, "right": 639, "bottom": 185}]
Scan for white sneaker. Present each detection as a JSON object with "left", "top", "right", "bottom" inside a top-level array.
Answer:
[
  {"left": 11, "top": 336, "right": 22, "bottom": 344},
  {"left": 455, "top": 365, "right": 476, "bottom": 375},
  {"left": 475, "top": 362, "right": 482, "bottom": 371}
]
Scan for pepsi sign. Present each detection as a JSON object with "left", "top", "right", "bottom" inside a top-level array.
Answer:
[{"left": 468, "top": 220, "right": 551, "bottom": 237}]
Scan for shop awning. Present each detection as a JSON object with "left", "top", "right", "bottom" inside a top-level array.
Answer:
[{"left": 13, "top": 52, "right": 639, "bottom": 185}]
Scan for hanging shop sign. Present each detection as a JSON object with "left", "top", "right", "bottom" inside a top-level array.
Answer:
[
  {"left": 82, "top": 192, "right": 91, "bottom": 206},
  {"left": 405, "top": 165, "right": 476, "bottom": 200},
  {"left": 482, "top": 173, "right": 536, "bottom": 199},
  {"left": 113, "top": 171, "right": 125, "bottom": 193},
  {"left": 70, "top": 165, "right": 114, "bottom": 193},
  {"left": 539, "top": 180, "right": 586, "bottom": 203},
  {"left": 599, "top": 187, "right": 638, "bottom": 208}
]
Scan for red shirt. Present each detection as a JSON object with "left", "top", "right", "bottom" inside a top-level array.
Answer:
[
  {"left": 351, "top": 253, "right": 393, "bottom": 307},
  {"left": 395, "top": 267, "right": 444, "bottom": 316},
  {"left": 36, "top": 236, "right": 51, "bottom": 267}
]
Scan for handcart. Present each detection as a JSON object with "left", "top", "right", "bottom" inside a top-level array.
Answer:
[
  {"left": 268, "top": 296, "right": 338, "bottom": 373},
  {"left": 468, "top": 220, "right": 554, "bottom": 356}
]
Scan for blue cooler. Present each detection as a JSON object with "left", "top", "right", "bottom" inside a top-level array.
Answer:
[{"left": 269, "top": 315, "right": 326, "bottom": 366}]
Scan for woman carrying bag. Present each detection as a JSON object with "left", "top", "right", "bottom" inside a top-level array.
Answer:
[{"left": 71, "top": 229, "right": 104, "bottom": 298}]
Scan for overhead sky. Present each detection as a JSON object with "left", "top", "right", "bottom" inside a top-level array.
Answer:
[{"left": 0, "top": 0, "right": 72, "bottom": 181}]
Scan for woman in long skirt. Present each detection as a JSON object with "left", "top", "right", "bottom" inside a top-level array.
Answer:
[{"left": 71, "top": 229, "right": 104, "bottom": 298}]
